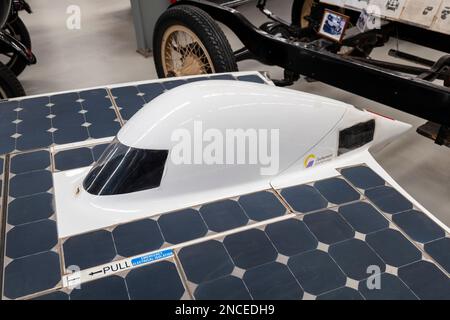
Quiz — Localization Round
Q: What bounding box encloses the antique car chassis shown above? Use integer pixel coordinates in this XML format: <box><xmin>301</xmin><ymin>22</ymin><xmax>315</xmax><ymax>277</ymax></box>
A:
<box><xmin>170</xmin><ymin>0</ymin><xmax>450</xmax><ymax>146</ymax></box>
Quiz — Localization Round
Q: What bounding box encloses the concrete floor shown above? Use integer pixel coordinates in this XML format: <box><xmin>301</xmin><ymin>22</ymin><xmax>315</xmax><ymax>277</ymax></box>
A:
<box><xmin>19</xmin><ymin>0</ymin><xmax>450</xmax><ymax>226</ymax></box>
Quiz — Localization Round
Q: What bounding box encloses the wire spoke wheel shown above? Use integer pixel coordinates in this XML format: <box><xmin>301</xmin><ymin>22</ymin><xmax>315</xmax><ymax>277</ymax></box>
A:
<box><xmin>300</xmin><ymin>0</ymin><xmax>314</xmax><ymax>28</ymax></box>
<box><xmin>153</xmin><ymin>5</ymin><xmax>237</xmax><ymax>79</ymax></box>
<box><xmin>161</xmin><ymin>25</ymin><xmax>214</xmax><ymax>77</ymax></box>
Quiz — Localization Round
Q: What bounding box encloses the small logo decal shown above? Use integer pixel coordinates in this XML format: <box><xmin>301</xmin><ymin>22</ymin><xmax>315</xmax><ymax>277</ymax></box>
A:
<box><xmin>304</xmin><ymin>154</ymin><xmax>316</xmax><ymax>168</ymax></box>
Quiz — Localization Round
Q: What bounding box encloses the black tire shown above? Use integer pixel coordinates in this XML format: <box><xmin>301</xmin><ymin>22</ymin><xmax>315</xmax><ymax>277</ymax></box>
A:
<box><xmin>153</xmin><ymin>5</ymin><xmax>237</xmax><ymax>78</ymax></box>
<box><xmin>291</xmin><ymin>0</ymin><xmax>312</xmax><ymax>28</ymax></box>
<box><xmin>1</xmin><ymin>17</ymin><xmax>31</xmax><ymax>76</ymax></box>
<box><xmin>0</xmin><ymin>61</ymin><xmax>26</xmax><ymax>99</ymax></box>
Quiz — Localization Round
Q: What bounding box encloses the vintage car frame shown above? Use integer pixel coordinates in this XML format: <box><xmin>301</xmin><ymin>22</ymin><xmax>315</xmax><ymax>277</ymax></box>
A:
<box><xmin>168</xmin><ymin>0</ymin><xmax>450</xmax><ymax>146</ymax></box>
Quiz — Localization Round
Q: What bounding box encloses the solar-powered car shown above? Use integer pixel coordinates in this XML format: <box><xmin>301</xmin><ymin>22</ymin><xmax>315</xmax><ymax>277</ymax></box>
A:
<box><xmin>54</xmin><ymin>80</ymin><xmax>411</xmax><ymax>237</ymax></box>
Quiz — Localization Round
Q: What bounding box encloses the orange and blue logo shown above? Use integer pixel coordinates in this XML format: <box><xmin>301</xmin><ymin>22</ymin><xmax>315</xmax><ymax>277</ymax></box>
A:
<box><xmin>304</xmin><ymin>154</ymin><xmax>316</xmax><ymax>168</ymax></box>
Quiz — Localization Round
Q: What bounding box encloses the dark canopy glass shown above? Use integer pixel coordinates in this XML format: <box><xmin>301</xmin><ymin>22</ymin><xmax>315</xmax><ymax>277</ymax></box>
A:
<box><xmin>83</xmin><ymin>138</ymin><xmax>168</xmax><ymax>196</ymax></box>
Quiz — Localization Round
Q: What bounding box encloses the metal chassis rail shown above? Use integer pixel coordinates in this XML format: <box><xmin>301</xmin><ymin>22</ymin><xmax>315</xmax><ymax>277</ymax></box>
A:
<box><xmin>171</xmin><ymin>0</ymin><xmax>450</xmax><ymax>128</ymax></box>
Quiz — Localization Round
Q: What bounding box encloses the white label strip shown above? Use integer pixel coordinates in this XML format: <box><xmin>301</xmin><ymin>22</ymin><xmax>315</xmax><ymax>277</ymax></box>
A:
<box><xmin>62</xmin><ymin>209</ymin><xmax>302</xmax><ymax>288</ymax></box>
<box><xmin>63</xmin><ymin>249</ymin><xmax>174</xmax><ymax>289</ymax></box>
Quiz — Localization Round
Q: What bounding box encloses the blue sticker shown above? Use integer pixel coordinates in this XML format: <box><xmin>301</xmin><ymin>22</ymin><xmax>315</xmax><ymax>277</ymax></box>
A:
<box><xmin>131</xmin><ymin>249</ymin><xmax>173</xmax><ymax>267</ymax></box>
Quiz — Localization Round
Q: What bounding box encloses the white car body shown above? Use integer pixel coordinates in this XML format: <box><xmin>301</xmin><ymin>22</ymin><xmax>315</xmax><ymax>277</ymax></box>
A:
<box><xmin>54</xmin><ymin>80</ymin><xmax>411</xmax><ymax>237</ymax></box>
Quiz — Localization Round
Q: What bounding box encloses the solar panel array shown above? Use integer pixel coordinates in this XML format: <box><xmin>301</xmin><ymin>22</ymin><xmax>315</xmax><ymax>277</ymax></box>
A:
<box><xmin>0</xmin><ymin>73</ymin><xmax>448</xmax><ymax>300</ymax></box>
<box><xmin>27</xmin><ymin>164</ymin><xmax>450</xmax><ymax>300</ymax></box>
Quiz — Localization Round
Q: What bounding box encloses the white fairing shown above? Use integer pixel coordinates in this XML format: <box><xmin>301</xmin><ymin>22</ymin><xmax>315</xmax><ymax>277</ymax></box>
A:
<box><xmin>55</xmin><ymin>81</ymin><xmax>411</xmax><ymax>236</ymax></box>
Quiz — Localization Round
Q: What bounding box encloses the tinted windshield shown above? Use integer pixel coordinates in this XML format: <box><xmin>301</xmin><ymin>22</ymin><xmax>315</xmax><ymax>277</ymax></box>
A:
<box><xmin>83</xmin><ymin>138</ymin><xmax>168</xmax><ymax>195</ymax></box>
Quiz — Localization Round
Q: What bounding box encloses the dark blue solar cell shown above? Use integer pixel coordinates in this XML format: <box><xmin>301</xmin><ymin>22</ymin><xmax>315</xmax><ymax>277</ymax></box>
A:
<box><xmin>0</xmin><ymin>122</ymin><xmax>16</xmax><ymax>137</ymax></box>
<box><xmin>17</xmin><ymin>122</ymin><xmax>50</xmax><ymax>136</ymax></box>
<box><xmin>80</xmin><ymin>89</ymin><xmax>112</xmax><ymax>111</ymax></box>
<box><xmin>314</xmin><ymin>177</ymin><xmax>360</xmax><ymax>205</ymax></box>
<box><xmin>54</xmin><ymin>147</ymin><xmax>94</xmax><ymax>171</ymax></box>
<box><xmin>0</xmin><ymin>137</ymin><xmax>15</xmax><ymax>154</ymax></box>
<box><xmin>238</xmin><ymin>191</ymin><xmax>286</xmax><ymax>221</ymax></box>
<box><xmin>398</xmin><ymin>260</ymin><xmax>450</xmax><ymax>300</ymax></box>
<box><xmin>365</xmin><ymin>186</ymin><xmax>412</xmax><ymax>214</ymax></box>
<box><xmin>16</xmin><ymin>132</ymin><xmax>53</xmax><ymax>151</ymax></box>
<box><xmin>199</xmin><ymin>199</ymin><xmax>248</xmax><ymax>232</ymax></box>
<box><xmin>330</xmin><ymin>239</ymin><xmax>385</xmax><ymax>281</ymax></box>
<box><xmin>92</xmin><ymin>143</ymin><xmax>109</xmax><ymax>161</ymax></box>
<box><xmin>0</xmin><ymin>100</ymin><xmax>19</xmax><ymax>112</ymax></box>
<box><xmin>162</xmin><ymin>79</ymin><xmax>187</xmax><ymax>90</ymax></box>
<box><xmin>7</xmin><ymin>192</ymin><xmax>54</xmax><ymax>226</ymax></box>
<box><xmin>0</xmin><ymin>111</ymin><xmax>16</xmax><ymax>125</ymax></box>
<box><xmin>111</xmin><ymin>85</ymin><xmax>138</xmax><ymax>97</ymax></box>
<box><xmin>21</xmin><ymin>96</ymin><xmax>48</xmax><ymax>109</ymax></box>
<box><xmin>425</xmin><ymin>238</ymin><xmax>450</xmax><ymax>273</ymax></box>
<box><xmin>137</xmin><ymin>83</ymin><xmax>165</xmax><ymax>102</ymax></box>
<box><xmin>70</xmin><ymin>276</ymin><xmax>128</xmax><ymax>300</ymax></box>
<box><xmin>208</xmin><ymin>74</ymin><xmax>235</xmax><ymax>80</ymax></box>
<box><xmin>6</xmin><ymin>220</ymin><xmax>58</xmax><ymax>259</ymax></box>
<box><xmin>51</xmin><ymin>104</ymin><xmax>81</xmax><ymax>117</ymax></box>
<box><xmin>158</xmin><ymin>209</ymin><xmax>208</xmax><ymax>244</ymax></box>
<box><xmin>10</xmin><ymin>150</ymin><xmax>50</xmax><ymax>174</ymax></box>
<box><xmin>265</xmin><ymin>219</ymin><xmax>317</xmax><ymax>256</ymax></box>
<box><xmin>88</xmin><ymin>122</ymin><xmax>120</xmax><ymax>139</ymax></box>
<box><xmin>303</xmin><ymin>210</ymin><xmax>354</xmax><ymax>245</ymax></box>
<box><xmin>83</xmin><ymin>107</ymin><xmax>115</xmax><ymax>122</ymax></box>
<box><xmin>17</xmin><ymin>121</ymin><xmax>50</xmax><ymax>136</ymax></box>
<box><xmin>50</xmin><ymin>92</ymin><xmax>79</xmax><ymax>105</ymax></box>
<box><xmin>244</xmin><ymin>262</ymin><xmax>303</xmax><ymax>300</ymax></box>
<box><xmin>51</xmin><ymin>112</ymin><xmax>83</xmax><ymax>125</ymax></box>
<box><xmin>113</xmin><ymin>219</ymin><xmax>164</xmax><ymax>257</ymax></box>
<box><xmin>223</xmin><ymin>229</ymin><xmax>277</xmax><ymax>269</ymax></box>
<box><xmin>0</xmin><ymin>157</ymin><xmax>3</xmax><ymax>174</ymax></box>
<box><xmin>194</xmin><ymin>275</ymin><xmax>251</xmax><ymax>300</ymax></box>
<box><xmin>126</xmin><ymin>261</ymin><xmax>185</xmax><ymax>300</ymax></box>
<box><xmin>393</xmin><ymin>210</ymin><xmax>445</xmax><ymax>243</ymax></box>
<box><xmin>341</xmin><ymin>166</ymin><xmax>385</xmax><ymax>190</ymax></box>
<box><xmin>280</xmin><ymin>185</ymin><xmax>328</xmax><ymax>213</ymax></box>
<box><xmin>358</xmin><ymin>273</ymin><xmax>417</xmax><ymax>300</ymax></box>
<box><xmin>114</xmin><ymin>94</ymin><xmax>144</xmax><ymax>120</ymax></box>
<box><xmin>338</xmin><ymin>202</ymin><xmax>388</xmax><ymax>234</ymax></box>
<box><xmin>366</xmin><ymin>229</ymin><xmax>421</xmax><ymax>267</ymax></box>
<box><xmin>317</xmin><ymin>287</ymin><xmax>363</xmax><ymax>300</ymax></box>
<box><xmin>50</xmin><ymin>107</ymin><xmax>78</xmax><ymax>121</ymax></box>
<box><xmin>288</xmin><ymin>250</ymin><xmax>346</xmax><ymax>295</ymax></box>
<box><xmin>33</xmin><ymin>291</ymin><xmax>70</xmax><ymax>300</ymax></box>
<box><xmin>0</xmin><ymin>100</ymin><xmax>15</xmax><ymax>114</ymax></box>
<box><xmin>3</xmin><ymin>251</ymin><xmax>61</xmax><ymax>299</ymax></box>
<box><xmin>9</xmin><ymin>170</ymin><xmax>52</xmax><ymax>198</ymax></box>
<box><xmin>237</xmin><ymin>75</ymin><xmax>266</xmax><ymax>84</ymax></box>
<box><xmin>63</xmin><ymin>229</ymin><xmax>116</xmax><ymax>270</ymax></box>
<box><xmin>53</xmin><ymin>126</ymin><xmax>89</xmax><ymax>145</ymax></box>
<box><xmin>19</xmin><ymin>107</ymin><xmax>49</xmax><ymax>121</ymax></box>
<box><xmin>79</xmin><ymin>88</ymin><xmax>109</xmax><ymax>99</ymax></box>
<box><xmin>179</xmin><ymin>240</ymin><xmax>234</xmax><ymax>284</ymax></box>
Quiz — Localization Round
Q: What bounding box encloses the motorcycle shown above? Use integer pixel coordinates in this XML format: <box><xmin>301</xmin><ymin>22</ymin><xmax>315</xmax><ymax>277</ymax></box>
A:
<box><xmin>0</xmin><ymin>0</ymin><xmax>36</xmax><ymax>76</ymax></box>
<box><xmin>0</xmin><ymin>0</ymin><xmax>26</xmax><ymax>98</ymax></box>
